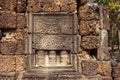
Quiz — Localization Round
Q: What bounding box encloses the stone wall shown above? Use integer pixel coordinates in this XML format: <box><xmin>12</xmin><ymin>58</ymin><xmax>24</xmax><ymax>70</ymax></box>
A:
<box><xmin>0</xmin><ymin>0</ymin><xmax>117</xmax><ymax>80</ymax></box>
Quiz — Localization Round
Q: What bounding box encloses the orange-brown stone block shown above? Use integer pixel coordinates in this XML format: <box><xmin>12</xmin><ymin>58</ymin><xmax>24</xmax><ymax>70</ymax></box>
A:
<box><xmin>27</xmin><ymin>0</ymin><xmax>76</xmax><ymax>12</ymax></box>
<box><xmin>113</xmin><ymin>63</ymin><xmax>120</xmax><ymax>78</ymax></box>
<box><xmin>1</xmin><ymin>41</ymin><xmax>17</xmax><ymax>55</ymax></box>
<box><xmin>17</xmin><ymin>13</ymin><xmax>26</xmax><ymax>29</ymax></box>
<box><xmin>15</xmin><ymin>55</ymin><xmax>26</xmax><ymax>71</ymax></box>
<box><xmin>16</xmin><ymin>40</ymin><xmax>25</xmax><ymax>54</ymax></box>
<box><xmin>79</xmin><ymin>0</ymin><xmax>87</xmax><ymax>6</ymax></box>
<box><xmin>79</xmin><ymin>20</ymin><xmax>100</xmax><ymax>35</ymax></box>
<box><xmin>0</xmin><ymin>11</ymin><xmax>17</xmax><ymax>29</ymax></box>
<box><xmin>17</xmin><ymin>0</ymin><xmax>26</xmax><ymax>13</ymax></box>
<box><xmin>0</xmin><ymin>55</ymin><xmax>16</xmax><ymax>72</ymax></box>
<box><xmin>81</xmin><ymin>60</ymin><xmax>98</xmax><ymax>76</ymax></box>
<box><xmin>81</xmin><ymin>36</ymin><xmax>99</xmax><ymax>49</ymax></box>
<box><xmin>101</xmin><ymin>77</ymin><xmax>112</xmax><ymax>80</ymax></box>
<box><xmin>78</xmin><ymin>5</ymin><xmax>100</xmax><ymax>20</ymax></box>
<box><xmin>97</xmin><ymin>61</ymin><xmax>111</xmax><ymax>76</ymax></box>
<box><xmin>0</xmin><ymin>0</ymin><xmax>16</xmax><ymax>11</ymax></box>
<box><xmin>114</xmin><ymin>78</ymin><xmax>120</xmax><ymax>80</ymax></box>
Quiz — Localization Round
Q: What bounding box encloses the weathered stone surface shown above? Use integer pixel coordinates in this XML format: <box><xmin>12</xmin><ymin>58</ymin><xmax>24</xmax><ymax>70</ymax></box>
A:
<box><xmin>14</xmin><ymin>31</ymin><xmax>25</xmax><ymax>41</ymax></box>
<box><xmin>0</xmin><ymin>11</ymin><xmax>17</xmax><ymax>29</ymax></box>
<box><xmin>79</xmin><ymin>76</ymin><xmax>102</xmax><ymax>80</ymax></box>
<box><xmin>81</xmin><ymin>60</ymin><xmax>98</xmax><ymax>76</ymax></box>
<box><xmin>17</xmin><ymin>13</ymin><xmax>26</xmax><ymax>29</ymax></box>
<box><xmin>115</xmin><ymin>78</ymin><xmax>120</xmax><ymax>80</ymax></box>
<box><xmin>110</xmin><ymin>51</ymin><xmax>120</xmax><ymax>62</ymax></box>
<box><xmin>23</xmin><ymin>72</ymin><xmax>81</xmax><ymax>80</ymax></box>
<box><xmin>0</xmin><ymin>0</ymin><xmax>16</xmax><ymax>11</ymax></box>
<box><xmin>79</xmin><ymin>50</ymin><xmax>92</xmax><ymax>60</ymax></box>
<box><xmin>17</xmin><ymin>0</ymin><xmax>26</xmax><ymax>13</ymax></box>
<box><xmin>0</xmin><ymin>72</ymin><xmax>15</xmax><ymax>80</ymax></box>
<box><xmin>15</xmin><ymin>55</ymin><xmax>26</xmax><ymax>71</ymax></box>
<box><xmin>101</xmin><ymin>77</ymin><xmax>112</xmax><ymax>80</ymax></box>
<box><xmin>0</xmin><ymin>30</ymin><xmax>2</xmax><ymax>39</ymax></box>
<box><xmin>78</xmin><ymin>5</ymin><xmax>100</xmax><ymax>20</ymax></box>
<box><xmin>97</xmin><ymin>61</ymin><xmax>111</xmax><ymax>76</ymax></box>
<box><xmin>23</xmin><ymin>72</ymin><xmax>48</xmax><ymax>80</ymax></box>
<box><xmin>100</xmin><ymin>6</ymin><xmax>110</xmax><ymax>30</ymax></box>
<box><xmin>79</xmin><ymin>0</ymin><xmax>87</xmax><ymax>6</ymax></box>
<box><xmin>1</xmin><ymin>41</ymin><xmax>17</xmax><ymax>55</ymax></box>
<box><xmin>79</xmin><ymin>20</ymin><xmax>100</xmax><ymax>35</ymax></box>
<box><xmin>111</xmin><ymin>60</ymin><xmax>118</xmax><ymax>67</ymax></box>
<box><xmin>113</xmin><ymin>63</ymin><xmax>120</xmax><ymax>78</ymax></box>
<box><xmin>81</xmin><ymin>36</ymin><xmax>99</xmax><ymax>49</ymax></box>
<box><xmin>87</xmin><ymin>76</ymin><xmax>102</xmax><ymax>80</ymax></box>
<box><xmin>97</xmin><ymin>30</ymin><xmax>110</xmax><ymax>61</ymax></box>
<box><xmin>58</xmin><ymin>0</ymin><xmax>76</xmax><ymax>12</ymax></box>
<box><xmin>16</xmin><ymin>40</ymin><xmax>25</xmax><ymax>54</ymax></box>
<box><xmin>0</xmin><ymin>55</ymin><xmax>16</xmax><ymax>72</ymax></box>
<box><xmin>27</xmin><ymin>0</ymin><xmax>76</xmax><ymax>12</ymax></box>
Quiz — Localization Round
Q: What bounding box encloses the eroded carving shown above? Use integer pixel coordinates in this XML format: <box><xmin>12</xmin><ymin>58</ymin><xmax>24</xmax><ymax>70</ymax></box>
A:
<box><xmin>33</xmin><ymin>14</ymin><xmax>74</xmax><ymax>34</ymax></box>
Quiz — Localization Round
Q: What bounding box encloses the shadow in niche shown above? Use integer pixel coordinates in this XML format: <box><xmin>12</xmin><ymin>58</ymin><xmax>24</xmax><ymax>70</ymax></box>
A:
<box><xmin>88</xmin><ymin>49</ymin><xmax>98</xmax><ymax>59</ymax></box>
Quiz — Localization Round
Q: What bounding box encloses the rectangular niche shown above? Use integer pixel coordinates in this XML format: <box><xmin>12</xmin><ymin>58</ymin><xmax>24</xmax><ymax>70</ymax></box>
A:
<box><xmin>35</xmin><ymin>50</ymin><xmax>72</xmax><ymax>67</ymax></box>
<box><xmin>27</xmin><ymin>12</ymin><xmax>78</xmax><ymax>71</ymax></box>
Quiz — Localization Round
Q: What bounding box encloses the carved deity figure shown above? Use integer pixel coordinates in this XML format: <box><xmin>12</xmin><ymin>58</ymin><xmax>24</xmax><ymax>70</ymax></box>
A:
<box><xmin>35</xmin><ymin>50</ymin><xmax>45</xmax><ymax>67</ymax></box>
<box><xmin>60</xmin><ymin>51</ymin><xmax>69</xmax><ymax>66</ymax></box>
<box><xmin>49</xmin><ymin>51</ymin><xmax>57</xmax><ymax>66</ymax></box>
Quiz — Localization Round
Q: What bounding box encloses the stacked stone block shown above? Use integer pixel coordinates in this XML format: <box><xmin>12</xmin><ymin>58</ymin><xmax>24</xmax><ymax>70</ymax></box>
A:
<box><xmin>0</xmin><ymin>0</ymin><xmax>115</xmax><ymax>80</ymax></box>
<box><xmin>112</xmin><ymin>62</ymin><xmax>120</xmax><ymax>80</ymax></box>
<box><xmin>78</xmin><ymin>0</ymin><xmax>112</xmax><ymax>80</ymax></box>
<box><xmin>0</xmin><ymin>0</ymin><xmax>27</xmax><ymax>73</ymax></box>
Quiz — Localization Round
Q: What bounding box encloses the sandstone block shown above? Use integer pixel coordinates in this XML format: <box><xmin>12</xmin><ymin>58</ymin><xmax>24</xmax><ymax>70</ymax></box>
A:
<box><xmin>81</xmin><ymin>60</ymin><xmax>98</xmax><ymax>76</ymax></box>
<box><xmin>15</xmin><ymin>55</ymin><xmax>26</xmax><ymax>71</ymax></box>
<box><xmin>0</xmin><ymin>0</ymin><xmax>16</xmax><ymax>11</ymax></box>
<box><xmin>79</xmin><ymin>0</ymin><xmax>87</xmax><ymax>6</ymax></box>
<box><xmin>113</xmin><ymin>63</ymin><xmax>120</xmax><ymax>78</ymax></box>
<box><xmin>17</xmin><ymin>0</ymin><xmax>26</xmax><ymax>13</ymax></box>
<box><xmin>79</xmin><ymin>20</ymin><xmax>100</xmax><ymax>35</ymax></box>
<box><xmin>17</xmin><ymin>13</ymin><xmax>26</xmax><ymax>29</ymax></box>
<box><xmin>97</xmin><ymin>30</ymin><xmax>110</xmax><ymax>61</ymax></box>
<box><xmin>0</xmin><ymin>55</ymin><xmax>16</xmax><ymax>72</ymax></box>
<box><xmin>101</xmin><ymin>77</ymin><xmax>112</xmax><ymax>80</ymax></box>
<box><xmin>81</xmin><ymin>36</ymin><xmax>99</xmax><ymax>49</ymax></box>
<box><xmin>115</xmin><ymin>78</ymin><xmax>120</xmax><ymax>80</ymax></box>
<box><xmin>0</xmin><ymin>30</ymin><xmax>2</xmax><ymax>39</ymax></box>
<box><xmin>0</xmin><ymin>72</ymin><xmax>15</xmax><ymax>80</ymax></box>
<box><xmin>0</xmin><ymin>11</ymin><xmax>17</xmax><ymax>29</ymax></box>
<box><xmin>27</xmin><ymin>0</ymin><xmax>76</xmax><ymax>12</ymax></box>
<box><xmin>87</xmin><ymin>76</ymin><xmax>102</xmax><ymax>80</ymax></box>
<box><xmin>16</xmin><ymin>40</ymin><xmax>25</xmax><ymax>54</ymax></box>
<box><xmin>58</xmin><ymin>0</ymin><xmax>76</xmax><ymax>12</ymax></box>
<box><xmin>80</xmin><ymin>76</ymin><xmax>102</xmax><ymax>80</ymax></box>
<box><xmin>111</xmin><ymin>60</ymin><xmax>118</xmax><ymax>67</ymax></box>
<box><xmin>97</xmin><ymin>61</ymin><xmax>111</xmax><ymax>76</ymax></box>
<box><xmin>78</xmin><ymin>5</ymin><xmax>100</xmax><ymax>20</ymax></box>
<box><xmin>1</xmin><ymin>41</ymin><xmax>17</xmax><ymax>55</ymax></box>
